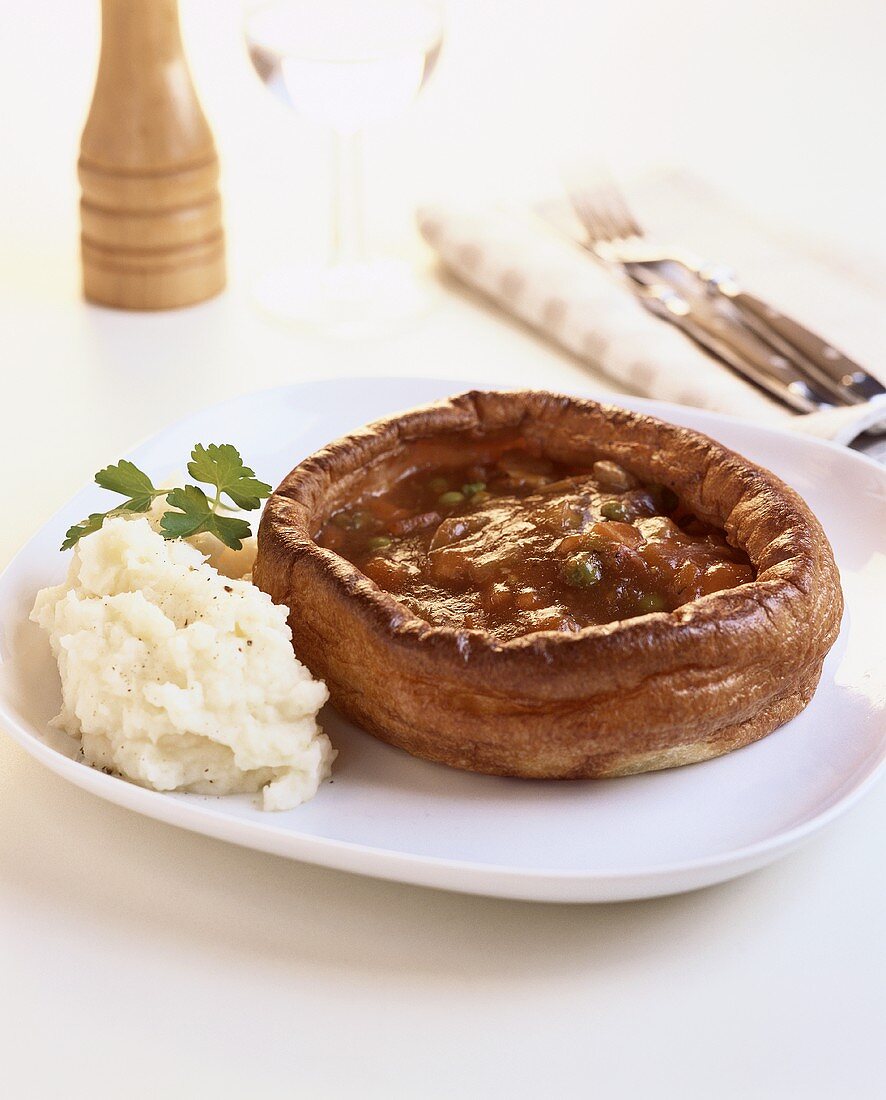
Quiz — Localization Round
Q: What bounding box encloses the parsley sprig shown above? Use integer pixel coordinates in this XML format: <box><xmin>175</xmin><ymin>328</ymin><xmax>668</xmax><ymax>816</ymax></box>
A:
<box><xmin>62</xmin><ymin>444</ymin><xmax>272</xmax><ymax>552</ymax></box>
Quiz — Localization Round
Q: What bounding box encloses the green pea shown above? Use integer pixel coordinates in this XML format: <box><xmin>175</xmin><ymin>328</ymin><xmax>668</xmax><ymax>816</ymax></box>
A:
<box><xmin>562</xmin><ymin>551</ymin><xmax>603</xmax><ymax>587</ymax></box>
<box><xmin>637</xmin><ymin>592</ymin><xmax>666</xmax><ymax>613</ymax></box>
<box><xmin>333</xmin><ymin>509</ymin><xmax>372</xmax><ymax>530</ymax></box>
<box><xmin>428</xmin><ymin>477</ymin><xmax>449</xmax><ymax>495</ymax></box>
<box><xmin>600</xmin><ymin>499</ymin><xmax>633</xmax><ymax>522</ymax></box>
<box><xmin>462</xmin><ymin>481</ymin><xmax>487</xmax><ymax>497</ymax></box>
<box><xmin>438</xmin><ymin>491</ymin><xmax>466</xmax><ymax>507</ymax></box>
<box><xmin>367</xmin><ymin>535</ymin><xmax>392</xmax><ymax>551</ymax></box>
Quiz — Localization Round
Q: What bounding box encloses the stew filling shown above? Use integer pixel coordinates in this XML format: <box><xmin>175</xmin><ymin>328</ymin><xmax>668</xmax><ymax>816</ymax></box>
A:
<box><xmin>316</xmin><ymin>443</ymin><xmax>754</xmax><ymax>640</ymax></box>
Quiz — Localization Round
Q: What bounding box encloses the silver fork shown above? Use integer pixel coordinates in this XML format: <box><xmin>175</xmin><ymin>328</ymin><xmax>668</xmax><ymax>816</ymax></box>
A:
<box><xmin>566</xmin><ymin>175</ymin><xmax>885</xmax><ymax>408</ymax></box>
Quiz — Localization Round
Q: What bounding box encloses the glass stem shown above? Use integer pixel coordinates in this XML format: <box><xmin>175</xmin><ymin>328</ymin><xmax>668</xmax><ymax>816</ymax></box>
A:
<box><xmin>330</xmin><ymin>129</ymin><xmax>365</xmax><ymax>269</ymax></box>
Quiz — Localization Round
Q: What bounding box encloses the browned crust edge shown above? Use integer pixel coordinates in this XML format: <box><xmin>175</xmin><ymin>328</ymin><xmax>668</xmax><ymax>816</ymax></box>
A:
<box><xmin>254</xmin><ymin>389</ymin><xmax>843</xmax><ymax>778</ymax></box>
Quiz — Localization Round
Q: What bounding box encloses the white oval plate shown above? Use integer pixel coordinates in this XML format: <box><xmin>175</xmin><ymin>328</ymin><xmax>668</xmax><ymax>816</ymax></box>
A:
<box><xmin>1</xmin><ymin>376</ymin><xmax>884</xmax><ymax>902</ymax></box>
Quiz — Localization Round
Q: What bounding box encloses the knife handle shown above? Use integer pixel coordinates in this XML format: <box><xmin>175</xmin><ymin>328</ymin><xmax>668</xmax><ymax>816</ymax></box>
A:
<box><xmin>639</xmin><ymin>288</ymin><xmax>838</xmax><ymax>414</ymax></box>
<box><xmin>717</xmin><ymin>287</ymin><xmax>885</xmax><ymax>404</ymax></box>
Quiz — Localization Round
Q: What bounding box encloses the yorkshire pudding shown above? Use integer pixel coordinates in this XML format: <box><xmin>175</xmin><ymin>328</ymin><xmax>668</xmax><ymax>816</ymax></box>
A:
<box><xmin>254</xmin><ymin>390</ymin><xmax>842</xmax><ymax>778</ymax></box>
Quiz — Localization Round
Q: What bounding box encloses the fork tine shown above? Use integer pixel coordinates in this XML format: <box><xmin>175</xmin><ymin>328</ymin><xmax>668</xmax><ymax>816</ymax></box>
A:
<box><xmin>568</xmin><ymin>186</ymin><xmax>611</xmax><ymax>244</ymax></box>
<box><xmin>602</xmin><ymin>183</ymin><xmax>643</xmax><ymax>240</ymax></box>
<box><xmin>565</xmin><ymin>168</ymin><xmax>644</xmax><ymax>245</ymax></box>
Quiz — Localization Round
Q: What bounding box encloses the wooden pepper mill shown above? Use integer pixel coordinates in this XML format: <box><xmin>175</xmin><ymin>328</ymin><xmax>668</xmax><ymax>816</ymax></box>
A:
<box><xmin>79</xmin><ymin>0</ymin><xmax>226</xmax><ymax>310</ymax></box>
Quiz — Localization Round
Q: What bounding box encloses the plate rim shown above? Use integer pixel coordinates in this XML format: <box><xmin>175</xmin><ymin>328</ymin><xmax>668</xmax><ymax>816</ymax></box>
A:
<box><xmin>2</xmin><ymin>375</ymin><xmax>884</xmax><ymax>899</ymax></box>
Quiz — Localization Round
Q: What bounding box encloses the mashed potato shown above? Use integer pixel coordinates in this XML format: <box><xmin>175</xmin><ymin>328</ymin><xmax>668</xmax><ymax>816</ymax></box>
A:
<box><xmin>31</xmin><ymin>517</ymin><xmax>334</xmax><ymax>810</ymax></box>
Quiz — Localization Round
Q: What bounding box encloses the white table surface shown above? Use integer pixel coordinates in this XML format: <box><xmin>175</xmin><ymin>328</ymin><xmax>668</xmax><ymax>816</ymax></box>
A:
<box><xmin>3</xmin><ymin>2</ymin><xmax>885</xmax><ymax>1097</ymax></box>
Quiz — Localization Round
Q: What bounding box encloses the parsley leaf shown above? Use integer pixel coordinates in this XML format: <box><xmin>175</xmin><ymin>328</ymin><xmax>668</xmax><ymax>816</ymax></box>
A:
<box><xmin>62</xmin><ymin>443</ymin><xmax>270</xmax><ymax>551</ymax></box>
<box><xmin>160</xmin><ymin>485</ymin><xmax>253</xmax><ymax>549</ymax></box>
<box><xmin>187</xmin><ymin>444</ymin><xmax>272</xmax><ymax>511</ymax></box>
<box><xmin>209</xmin><ymin>513</ymin><xmax>254</xmax><ymax>549</ymax></box>
<box><xmin>158</xmin><ymin>485</ymin><xmax>212</xmax><ymax>539</ymax></box>
<box><xmin>61</xmin><ymin>513</ymin><xmax>109</xmax><ymax>552</ymax></box>
<box><xmin>94</xmin><ymin>460</ymin><xmax>157</xmax><ymax>512</ymax></box>
<box><xmin>61</xmin><ymin>459</ymin><xmax>163</xmax><ymax>550</ymax></box>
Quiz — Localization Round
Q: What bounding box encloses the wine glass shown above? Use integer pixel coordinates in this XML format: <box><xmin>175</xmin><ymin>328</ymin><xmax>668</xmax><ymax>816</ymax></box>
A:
<box><xmin>244</xmin><ymin>0</ymin><xmax>444</xmax><ymax>336</ymax></box>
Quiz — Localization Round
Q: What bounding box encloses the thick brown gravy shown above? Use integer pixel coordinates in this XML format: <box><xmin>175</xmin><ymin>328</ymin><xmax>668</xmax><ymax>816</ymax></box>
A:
<box><xmin>316</xmin><ymin>440</ymin><xmax>754</xmax><ymax>640</ymax></box>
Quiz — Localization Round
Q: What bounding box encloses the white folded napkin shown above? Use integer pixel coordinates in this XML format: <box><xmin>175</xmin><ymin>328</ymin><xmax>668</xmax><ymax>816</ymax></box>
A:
<box><xmin>417</xmin><ymin>178</ymin><xmax>886</xmax><ymax>451</ymax></box>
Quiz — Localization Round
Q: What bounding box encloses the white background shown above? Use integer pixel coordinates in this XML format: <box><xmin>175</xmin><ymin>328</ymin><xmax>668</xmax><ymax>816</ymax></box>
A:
<box><xmin>2</xmin><ymin>2</ymin><xmax>885</xmax><ymax>1097</ymax></box>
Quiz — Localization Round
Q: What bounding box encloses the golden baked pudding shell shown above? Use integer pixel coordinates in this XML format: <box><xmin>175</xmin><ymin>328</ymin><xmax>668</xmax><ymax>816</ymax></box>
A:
<box><xmin>254</xmin><ymin>390</ymin><xmax>843</xmax><ymax>779</ymax></box>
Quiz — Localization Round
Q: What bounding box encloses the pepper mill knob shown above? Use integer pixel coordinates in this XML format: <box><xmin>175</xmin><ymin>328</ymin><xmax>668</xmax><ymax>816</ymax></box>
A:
<box><xmin>79</xmin><ymin>0</ymin><xmax>226</xmax><ymax>310</ymax></box>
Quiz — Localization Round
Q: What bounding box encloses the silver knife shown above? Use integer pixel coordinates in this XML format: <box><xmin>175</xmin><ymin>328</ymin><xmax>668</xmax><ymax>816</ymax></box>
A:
<box><xmin>696</xmin><ymin>266</ymin><xmax>885</xmax><ymax>404</ymax></box>
<box><xmin>631</xmin><ymin>275</ymin><xmax>839</xmax><ymax>414</ymax></box>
